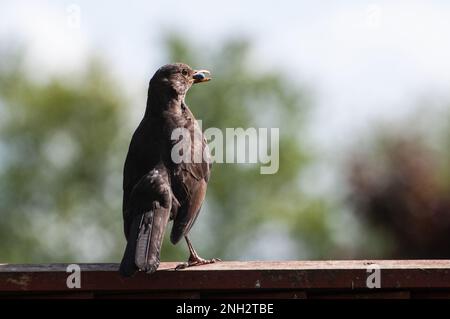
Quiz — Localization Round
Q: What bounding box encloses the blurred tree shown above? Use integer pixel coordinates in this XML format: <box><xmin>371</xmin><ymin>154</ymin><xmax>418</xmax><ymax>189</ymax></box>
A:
<box><xmin>348</xmin><ymin>122</ymin><xmax>450</xmax><ymax>258</ymax></box>
<box><xmin>160</xmin><ymin>35</ymin><xmax>334</xmax><ymax>261</ymax></box>
<box><xmin>0</xmin><ymin>36</ymin><xmax>336</xmax><ymax>263</ymax></box>
<box><xmin>0</xmin><ymin>48</ymin><xmax>127</xmax><ymax>262</ymax></box>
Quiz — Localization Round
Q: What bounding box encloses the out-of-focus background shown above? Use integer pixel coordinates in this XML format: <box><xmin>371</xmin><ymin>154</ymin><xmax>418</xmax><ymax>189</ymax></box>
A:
<box><xmin>0</xmin><ymin>1</ymin><xmax>449</xmax><ymax>263</ymax></box>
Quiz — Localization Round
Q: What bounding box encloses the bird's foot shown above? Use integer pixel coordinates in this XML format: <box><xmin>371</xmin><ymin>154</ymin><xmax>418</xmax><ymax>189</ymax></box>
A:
<box><xmin>175</xmin><ymin>257</ymin><xmax>221</xmax><ymax>270</ymax></box>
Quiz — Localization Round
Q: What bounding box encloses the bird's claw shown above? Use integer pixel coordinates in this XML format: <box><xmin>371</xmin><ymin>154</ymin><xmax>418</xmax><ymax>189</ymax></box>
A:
<box><xmin>175</xmin><ymin>262</ymin><xmax>189</xmax><ymax>270</ymax></box>
<box><xmin>175</xmin><ymin>257</ymin><xmax>221</xmax><ymax>270</ymax></box>
<box><xmin>209</xmin><ymin>258</ymin><xmax>221</xmax><ymax>263</ymax></box>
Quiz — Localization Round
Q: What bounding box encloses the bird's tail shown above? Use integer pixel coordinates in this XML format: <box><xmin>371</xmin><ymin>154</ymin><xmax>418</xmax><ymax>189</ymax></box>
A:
<box><xmin>119</xmin><ymin>202</ymin><xmax>170</xmax><ymax>277</ymax></box>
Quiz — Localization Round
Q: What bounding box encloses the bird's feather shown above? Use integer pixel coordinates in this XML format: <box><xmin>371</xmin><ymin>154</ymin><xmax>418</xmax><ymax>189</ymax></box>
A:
<box><xmin>135</xmin><ymin>201</ymin><xmax>170</xmax><ymax>273</ymax></box>
<box><xmin>120</xmin><ymin>63</ymin><xmax>212</xmax><ymax>276</ymax></box>
<box><xmin>170</xmin><ymin>117</ymin><xmax>210</xmax><ymax>244</ymax></box>
<box><xmin>120</xmin><ymin>167</ymin><xmax>171</xmax><ymax>276</ymax></box>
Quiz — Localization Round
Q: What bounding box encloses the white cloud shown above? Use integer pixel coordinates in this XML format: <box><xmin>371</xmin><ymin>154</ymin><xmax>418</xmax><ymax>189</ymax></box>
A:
<box><xmin>0</xmin><ymin>1</ymin><xmax>89</xmax><ymax>79</ymax></box>
<box><xmin>1</xmin><ymin>1</ymin><xmax>449</xmax><ymax>147</ymax></box>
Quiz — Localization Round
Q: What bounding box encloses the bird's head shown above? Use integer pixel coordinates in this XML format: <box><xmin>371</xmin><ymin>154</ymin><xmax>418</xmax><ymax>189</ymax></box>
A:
<box><xmin>149</xmin><ymin>63</ymin><xmax>211</xmax><ymax>98</ymax></box>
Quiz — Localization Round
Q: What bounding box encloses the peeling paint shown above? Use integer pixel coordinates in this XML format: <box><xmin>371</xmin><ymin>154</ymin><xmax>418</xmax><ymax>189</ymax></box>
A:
<box><xmin>6</xmin><ymin>275</ymin><xmax>31</xmax><ymax>290</ymax></box>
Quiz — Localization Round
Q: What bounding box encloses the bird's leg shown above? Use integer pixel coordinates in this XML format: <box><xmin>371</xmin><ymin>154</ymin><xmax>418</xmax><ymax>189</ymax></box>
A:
<box><xmin>175</xmin><ymin>236</ymin><xmax>221</xmax><ymax>270</ymax></box>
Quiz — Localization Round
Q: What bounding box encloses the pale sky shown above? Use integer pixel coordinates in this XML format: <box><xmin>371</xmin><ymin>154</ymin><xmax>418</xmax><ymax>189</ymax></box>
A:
<box><xmin>1</xmin><ymin>0</ymin><xmax>449</xmax><ymax>194</ymax></box>
<box><xmin>1</xmin><ymin>0</ymin><xmax>449</xmax><ymax>260</ymax></box>
<box><xmin>2</xmin><ymin>1</ymin><xmax>449</xmax><ymax>145</ymax></box>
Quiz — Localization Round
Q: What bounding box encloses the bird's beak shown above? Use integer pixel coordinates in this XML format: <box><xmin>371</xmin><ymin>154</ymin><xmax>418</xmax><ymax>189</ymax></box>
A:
<box><xmin>192</xmin><ymin>70</ymin><xmax>211</xmax><ymax>84</ymax></box>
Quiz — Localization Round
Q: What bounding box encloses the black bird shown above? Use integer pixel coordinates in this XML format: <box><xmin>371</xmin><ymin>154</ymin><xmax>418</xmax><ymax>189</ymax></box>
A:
<box><xmin>119</xmin><ymin>63</ymin><xmax>219</xmax><ymax>277</ymax></box>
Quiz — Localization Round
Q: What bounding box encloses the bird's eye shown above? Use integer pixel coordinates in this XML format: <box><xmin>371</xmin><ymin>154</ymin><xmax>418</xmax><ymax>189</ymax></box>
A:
<box><xmin>181</xmin><ymin>69</ymin><xmax>188</xmax><ymax>76</ymax></box>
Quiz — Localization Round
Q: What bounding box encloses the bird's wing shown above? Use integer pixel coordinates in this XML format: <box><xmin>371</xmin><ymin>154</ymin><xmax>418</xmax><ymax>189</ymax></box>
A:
<box><xmin>120</xmin><ymin>166</ymin><xmax>172</xmax><ymax>276</ymax></box>
<box><xmin>170</xmin><ymin>134</ymin><xmax>210</xmax><ymax>244</ymax></box>
<box><xmin>122</xmin><ymin>121</ymin><xmax>159</xmax><ymax>239</ymax></box>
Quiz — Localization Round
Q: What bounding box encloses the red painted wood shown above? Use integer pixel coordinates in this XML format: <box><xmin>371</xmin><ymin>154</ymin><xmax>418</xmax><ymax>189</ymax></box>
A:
<box><xmin>1</xmin><ymin>260</ymin><xmax>450</xmax><ymax>298</ymax></box>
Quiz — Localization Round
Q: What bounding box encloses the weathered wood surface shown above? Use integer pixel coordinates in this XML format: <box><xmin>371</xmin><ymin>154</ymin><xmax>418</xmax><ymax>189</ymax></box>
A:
<box><xmin>1</xmin><ymin>260</ymin><xmax>450</xmax><ymax>298</ymax></box>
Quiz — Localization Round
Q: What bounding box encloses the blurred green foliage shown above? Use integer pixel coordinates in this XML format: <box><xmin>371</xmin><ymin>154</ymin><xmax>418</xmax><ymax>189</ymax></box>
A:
<box><xmin>161</xmin><ymin>35</ymin><xmax>333</xmax><ymax>261</ymax></box>
<box><xmin>0</xmin><ymin>37</ymin><xmax>336</xmax><ymax>263</ymax></box>
<box><xmin>0</xmin><ymin>36</ymin><xmax>448</xmax><ymax>263</ymax></box>
<box><xmin>0</xmin><ymin>50</ymin><xmax>127</xmax><ymax>262</ymax></box>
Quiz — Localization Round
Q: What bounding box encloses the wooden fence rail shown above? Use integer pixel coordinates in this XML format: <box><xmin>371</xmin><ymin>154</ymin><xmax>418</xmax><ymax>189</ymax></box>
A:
<box><xmin>1</xmin><ymin>260</ymin><xmax>450</xmax><ymax>299</ymax></box>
